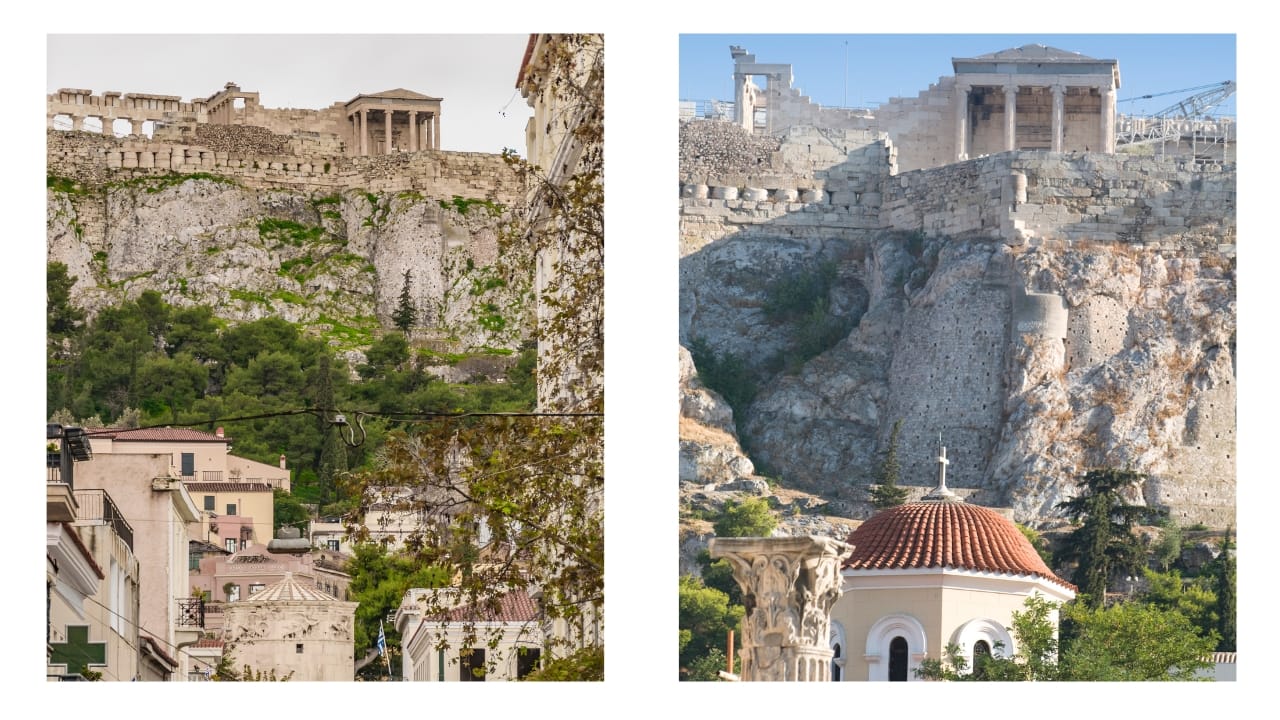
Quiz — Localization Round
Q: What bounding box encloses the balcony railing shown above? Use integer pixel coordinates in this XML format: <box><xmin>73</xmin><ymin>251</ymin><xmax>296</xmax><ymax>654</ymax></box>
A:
<box><xmin>201</xmin><ymin>471</ymin><xmax>223</xmax><ymax>482</ymax></box>
<box><xmin>72</xmin><ymin>489</ymin><xmax>134</xmax><ymax>552</ymax></box>
<box><xmin>176</xmin><ymin>597</ymin><xmax>205</xmax><ymax>629</ymax></box>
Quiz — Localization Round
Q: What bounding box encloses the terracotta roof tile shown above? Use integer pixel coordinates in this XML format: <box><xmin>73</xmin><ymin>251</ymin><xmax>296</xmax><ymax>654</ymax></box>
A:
<box><xmin>91</xmin><ymin>427</ymin><xmax>229</xmax><ymax>442</ymax></box>
<box><xmin>446</xmin><ymin>589</ymin><xmax>539</xmax><ymax>623</ymax></box>
<box><xmin>843</xmin><ymin>501</ymin><xmax>1075</xmax><ymax>591</ymax></box>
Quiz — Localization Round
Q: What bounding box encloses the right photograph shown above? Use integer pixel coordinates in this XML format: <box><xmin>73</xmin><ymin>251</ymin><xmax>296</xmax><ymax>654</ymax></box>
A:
<box><xmin>677</xmin><ymin>34</ymin><xmax>1236</xmax><ymax>682</ymax></box>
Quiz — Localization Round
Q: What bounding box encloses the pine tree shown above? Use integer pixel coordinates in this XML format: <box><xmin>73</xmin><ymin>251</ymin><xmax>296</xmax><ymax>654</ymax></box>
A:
<box><xmin>1054</xmin><ymin>468</ymin><xmax>1147</xmax><ymax>608</ymax></box>
<box><xmin>392</xmin><ymin>269</ymin><xmax>417</xmax><ymax>333</ymax></box>
<box><xmin>870</xmin><ymin>419</ymin><xmax>909</xmax><ymax>509</ymax></box>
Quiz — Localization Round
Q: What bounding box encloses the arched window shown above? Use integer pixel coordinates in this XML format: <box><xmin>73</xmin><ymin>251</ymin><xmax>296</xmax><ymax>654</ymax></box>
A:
<box><xmin>973</xmin><ymin>639</ymin><xmax>991</xmax><ymax>679</ymax></box>
<box><xmin>865</xmin><ymin>614</ymin><xmax>927</xmax><ymax>681</ymax></box>
<box><xmin>951</xmin><ymin>617</ymin><xmax>1015</xmax><ymax>676</ymax></box>
<box><xmin>829</xmin><ymin>620</ymin><xmax>846</xmax><ymax>682</ymax></box>
<box><xmin>889</xmin><ymin>637</ymin><xmax>909</xmax><ymax>681</ymax></box>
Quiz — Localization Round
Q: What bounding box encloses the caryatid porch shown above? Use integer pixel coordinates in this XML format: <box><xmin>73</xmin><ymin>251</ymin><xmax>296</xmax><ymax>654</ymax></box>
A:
<box><xmin>345</xmin><ymin>89</ymin><xmax>442</xmax><ymax>156</ymax></box>
<box><xmin>952</xmin><ymin>45</ymin><xmax>1120</xmax><ymax>161</ymax></box>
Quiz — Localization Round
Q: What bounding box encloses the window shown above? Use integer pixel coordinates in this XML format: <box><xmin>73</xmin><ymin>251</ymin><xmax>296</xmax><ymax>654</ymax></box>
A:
<box><xmin>459</xmin><ymin>649</ymin><xmax>485</xmax><ymax>681</ymax></box>
<box><xmin>181</xmin><ymin>453</ymin><xmax>195</xmax><ymax>478</ymax></box>
<box><xmin>516</xmin><ymin>647</ymin><xmax>541</xmax><ymax>679</ymax></box>
<box><xmin>227</xmin><ymin>584</ymin><xmax>240</xmax><ymax>602</ymax></box>
<box><xmin>327</xmin><ymin>540</ymin><xmax>341</xmax><ymax>552</ymax></box>
<box><xmin>225</xmin><ymin>538</ymin><xmax>237</xmax><ymax>554</ymax></box>
<box><xmin>203</xmin><ymin>495</ymin><xmax>215</xmax><ymax>511</ymax></box>
<box><xmin>831</xmin><ymin>643</ymin><xmax>842</xmax><ymax>682</ymax></box>
<box><xmin>973</xmin><ymin>640</ymin><xmax>992</xmax><ymax>679</ymax></box>
<box><xmin>889</xmin><ymin>637</ymin><xmax>909</xmax><ymax>681</ymax></box>
<box><xmin>249</xmin><ymin>583</ymin><xmax>265</xmax><ymax>596</ymax></box>
<box><xmin>296</xmin><ymin>643</ymin><xmax>304</xmax><ymax>654</ymax></box>
<box><xmin>226</xmin><ymin>504</ymin><xmax>237</xmax><ymax>516</ymax></box>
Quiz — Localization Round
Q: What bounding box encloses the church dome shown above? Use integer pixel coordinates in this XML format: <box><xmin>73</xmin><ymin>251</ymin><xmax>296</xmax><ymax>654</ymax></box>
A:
<box><xmin>843</xmin><ymin>445</ymin><xmax>1074</xmax><ymax>590</ymax></box>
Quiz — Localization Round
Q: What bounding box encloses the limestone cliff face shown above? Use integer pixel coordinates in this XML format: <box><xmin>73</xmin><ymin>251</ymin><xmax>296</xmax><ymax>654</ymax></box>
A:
<box><xmin>680</xmin><ymin>230</ymin><xmax>1235</xmax><ymax>528</ymax></box>
<box><xmin>47</xmin><ymin>176</ymin><xmax>532</xmax><ymax>352</ymax></box>
<box><xmin>678</xmin><ymin>122</ymin><xmax>1236</xmax><ymax>529</ymax></box>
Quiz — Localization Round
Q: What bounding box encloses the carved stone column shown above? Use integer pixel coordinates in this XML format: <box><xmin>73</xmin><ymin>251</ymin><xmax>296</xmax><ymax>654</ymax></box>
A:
<box><xmin>384</xmin><ymin>109</ymin><xmax>393</xmax><ymax>154</ymax></box>
<box><xmin>432</xmin><ymin>112</ymin><xmax>440</xmax><ymax>150</ymax></box>
<box><xmin>734</xmin><ymin>72</ymin><xmax>750</xmax><ymax>132</ymax></box>
<box><xmin>408</xmin><ymin>110</ymin><xmax>418</xmax><ymax>152</ymax></box>
<box><xmin>1050</xmin><ymin>84</ymin><xmax>1066</xmax><ymax>152</ymax></box>
<box><xmin>1101</xmin><ymin>84</ymin><xmax>1117</xmax><ymax>154</ymax></box>
<box><xmin>954</xmin><ymin>82</ymin><xmax>971</xmax><ymax>162</ymax></box>
<box><xmin>709</xmin><ymin>536</ymin><xmax>853</xmax><ymax>681</ymax></box>
<box><xmin>359</xmin><ymin>109</ymin><xmax>368</xmax><ymax>156</ymax></box>
<box><xmin>1003</xmin><ymin>83</ymin><xmax>1018</xmax><ymax>152</ymax></box>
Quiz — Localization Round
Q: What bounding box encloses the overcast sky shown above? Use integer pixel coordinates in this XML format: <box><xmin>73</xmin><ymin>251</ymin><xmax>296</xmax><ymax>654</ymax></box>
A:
<box><xmin>681</xmin><ymin>34</ymin><xmax>1237</xmax><ymax>118</ymax></box>
<box><xmin>47</xmin><ymin>35</ymin><xmax>535</xmax><ymax>155</ymax></box>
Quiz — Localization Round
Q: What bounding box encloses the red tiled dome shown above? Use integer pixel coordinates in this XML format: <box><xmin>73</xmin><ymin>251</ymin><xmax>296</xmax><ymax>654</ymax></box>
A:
<box><xmin>843</xmin><ymin>501</ymin><xmax>1074</xmax><ymax>590</ymax></box>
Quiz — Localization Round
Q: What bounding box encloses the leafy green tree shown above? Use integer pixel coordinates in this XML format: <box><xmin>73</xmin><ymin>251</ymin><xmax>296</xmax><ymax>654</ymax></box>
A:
<box><xmin>917</xmin><ymin>594</ymin><xmax>1061</xmax><ymax>681</ymax></box>
<box><xmin>696</xmin><ymin>549</ymin><xmax>742</xmax><ymax>606</ymax></box>
<box><xmin>135</xmin><ymin>352</ymin><xmax>208</xmax><ymax>424</ymax></box>
<box><xmin>1016</xmin><ymin>523</ymin><xmax>1053</xmax><ymax>567</ymax></box>
<box><xmin>345</xmin><ymin>542</ymin><xmax>449</xmax><ymax>677</ymax></box>
<box><xmin>713</xmin><ymin>498</ymin><xmax>777</xmax><ymax>538</ymax></box>
<box><xmin>1059</xmin><ymin>600</ymin><xmax>1215</xmax><ymax>680</ymax></box>
<box><xmin>1055</xmin><ymin>468</ymin><xmax>1147</xmax><ymax>608</ymax></box>
<box><xmin>47</xmin><ymin>262</ymin><xmax>85</xmax><ymax>341</ymax></box>
<box><xmin>273</xmin><ymin>488</ymin><xmax>311</xmax><ymax>536</ymax></box>
<box><xmin>1153</xmin><ymin>519</ymin><xmax>1184</xmax><ymax>571</ymax></box>
<box><xmin>392</xmin><ymin>269</ymin><xmax>417</xmax><ymax>332</ymax></box>
<box><xmin>1139</xmin><ymin>568</ymin><xmax>1218</xmax><ymax>644</ymax></box>
<box><xmin>519</xmin><ymin>646</ymin><xmax>603</xmax><ymax>681</ymax></box>
<box><xmin>686</xmin><ymin>648</ymin><xmax>733</xmax><ymax>681</ymax></box>
<box><xmin>687</xmin><ymin>337</ymin><xmax>757</xmax><ymax>419</ymax></box>
<box><xmin>870</xmin><ymin>419</ymin><xmax>909</xmax><ymax>509</ymax></box>
<box><xmin>678</xmin><ymin>574</ymin><xmax>743</xmax><ymax>678</ymax></box>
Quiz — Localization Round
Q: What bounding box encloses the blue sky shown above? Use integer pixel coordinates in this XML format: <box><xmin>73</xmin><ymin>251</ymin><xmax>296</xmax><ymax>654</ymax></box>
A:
<box><xmin>680</xmin><ymin>35</ymin><xmax>1237</xmax><ymax>118</ymax></box>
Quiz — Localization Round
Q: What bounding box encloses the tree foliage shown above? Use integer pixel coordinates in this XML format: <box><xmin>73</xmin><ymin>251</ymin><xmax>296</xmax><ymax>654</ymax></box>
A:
<box><xmin>1059</xmin><ymin>600</ymin><xmax>1214</xmax><ymax>680</ymax></box>
<box><xmin>1055</xmin><ymin>468</ymin><xmax>1148</xmax><ymax>608</ymax></box>
<box><xmin>713</xmin><ymin>498</ymin><xmax>777</xmax><ymax>538</ymax></box>
<box><xmin>678</xmin><ymin>574</ymin><xmax>743</xmax><ymax>678</ymax></box>
<box><xmin>918</xmin><ymin>593</ymin><xmax>1216</xmax><ymax>682</ymax></box>
<box><xmin>870</xmin><ymin>419</ymin><xmax>909</xmax><ymax>508</ymax></box>
<box><xmin>391</xmin><ymin>269</ymin><xmax>417</xmax><ymax>333</ymax></box>
<box><xmin>1210</xmin><ymin>527</ymin><xmax>1236</xmax><ymax>651</ymax></box>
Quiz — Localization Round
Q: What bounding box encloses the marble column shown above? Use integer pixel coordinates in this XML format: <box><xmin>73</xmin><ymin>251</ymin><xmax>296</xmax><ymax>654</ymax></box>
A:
<box><xmin>432</xmin><ymin>113</ymin><xmax>440</xmax><ymax>150</ymax></box>
<box><xmin>1051</xmin><ymin>84</ymin><xmax>1066</xmax><ymax>152</ymax></box>
<box><xmin>130</xmin><ymin>119</ymin><xmax>144</xmax><ymax>137</ymax></box>
<box><xmin>359</xmin><ymin>109</ymin><xmax>368</xmax><ymax>156</ymax></box>
<box><xmin>709</xmin><ymin>536</ymin><xmax>853</xmax><ymax>681</ymax></box>
<box><xmin>408</xmin><ymin>110</ymin><xmax>418</xmax><ymax>152</ymax></box>
<box><xmin>1003</xmin><ymin>82</ymin><xmax>1018</xmax><ymax>152</ymax></box>
<box><xmin>734</xmin><ymin>72</ymin><xmax>750</xmax><ymax>132</ymax></box>
<box><xmin>384</xmin><ymin>109</ymin><xmax>393</xmax><ymax>154</ymax></box>
<box><xmin>954</xmin><ymin>83</ymin><xmax>971</xmax><ymax>162</ymax></box>
<box><xmin>1101</xmin><ymin>84</ymin><xmax>1117</xmax><ymax>154</ymax></box>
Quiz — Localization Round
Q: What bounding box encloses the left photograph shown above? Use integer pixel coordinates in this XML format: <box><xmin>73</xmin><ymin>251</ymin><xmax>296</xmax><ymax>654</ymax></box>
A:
<box><xmin>46</xmin><ymin>34</ymin><xmax>602</xmax><ymax>681</ymax></box>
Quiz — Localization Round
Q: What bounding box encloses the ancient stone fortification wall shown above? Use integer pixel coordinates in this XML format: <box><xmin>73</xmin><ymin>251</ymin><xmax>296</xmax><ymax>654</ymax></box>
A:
<box><xmin>868</xmin><ymin>78</ymin><xmax>957</xmax><ymax>173</ymax></box>
<box><xmin>47</xmin><ymin>129</ymin><xmax>523</xmax><ymax>204</ymax></box>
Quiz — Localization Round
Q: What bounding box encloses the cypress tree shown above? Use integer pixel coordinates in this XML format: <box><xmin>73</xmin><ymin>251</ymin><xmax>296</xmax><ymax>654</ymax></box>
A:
<box><xmin>870</xmin><ymin>419</ymin><xmax>909</xmax><ymax>509</ymax></box>
<box><xmin>392</xmin><ymin>269</ymin><xmax>417</xmax><ymax>333</ymax></box>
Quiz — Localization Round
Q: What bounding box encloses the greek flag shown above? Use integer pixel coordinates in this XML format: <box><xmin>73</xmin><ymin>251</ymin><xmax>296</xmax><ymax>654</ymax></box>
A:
<box><xmin>377</xmin><ymin>620</ymin><xmax>387</xmax><ymax>658</ymax></box>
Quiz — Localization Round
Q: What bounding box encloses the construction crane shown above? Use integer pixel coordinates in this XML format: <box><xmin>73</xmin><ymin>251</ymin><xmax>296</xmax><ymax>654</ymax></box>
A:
<box><xmin>1116</xmin><ymin>80</ymin><xmax>1236</xmax><ymax>148</ymax></box>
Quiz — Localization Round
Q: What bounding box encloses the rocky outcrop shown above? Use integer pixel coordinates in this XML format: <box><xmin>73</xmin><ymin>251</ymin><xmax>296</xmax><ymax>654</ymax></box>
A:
<box><xmin>679</xmin><ymin>122</ymin><xmax>1236</xmax><ymax>530</ymax></box>
<box><xmin>46</xmin><ymin>175</ymin><xmax>532</xmax><ymax>352</ymax></box>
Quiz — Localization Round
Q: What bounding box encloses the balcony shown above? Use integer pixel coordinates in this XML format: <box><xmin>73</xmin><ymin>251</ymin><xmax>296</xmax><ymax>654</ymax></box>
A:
<box><xmin>176</xmin><ymin>597</ymin><xmax>206</xmax><ymax>629</ymax></box>
<box><xmin>72</xmin><ymin>489</ymin><xmax>134</xmax><ymax>551</ymax></box>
